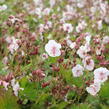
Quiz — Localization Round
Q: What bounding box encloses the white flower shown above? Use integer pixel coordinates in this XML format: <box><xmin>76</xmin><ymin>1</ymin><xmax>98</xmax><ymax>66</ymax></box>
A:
<box><xmin>21</xmin><ymin>50</ymin><xmax>25</xmax><ymax>56</ymax></box>
<box><xmin>102</xmin><ymin>36</ymin><xmax>109</xmax><ymax>44</ymax></box>
<box><xmin>96</xmin><ymin>44</ymin><xmax>104</xmax><ymax>55</ymax></box>
<box><xmin>11</xmin><ymin>79</ymin><xmax>24</xmax><ymax>96</ymax></box>
<box><xmin>77</xmin><ymin>46</ymin><xmax>87</xmax><ymax>58</ymax></box>
<box><xmin>35</xmin><ymin>8</ymin><xmax>42</xmax><ymax>18</ymax></box>
<box><xmin>5</xmin><ymin>37</ymin><xmax>12</xmax><ymax>43</ymax></box>
<box><xmin>76</xmin><ymin>20</ymin><xmax>87</xmax><ymax>33</ymax></box>
<box><xmin>66</xmin><ymin>39</ymin><xmax>76</xmax><ymax>49</ymax></box>
<box><xmin>85</xmin><ymin>33</ymin><xmax>91</xmax><ymax>44</ymax></box>
<box><xmin>94</xmin><ymin>67</ymin><xmax>109</xmax><ymax>83</ymax></box>
<box><xmin>100</xmin><ymin>2</ymin><xmax>107</xmax><ymax>16</ymax></box>
<box><xmin>33</xmin><ymin>0</ymin><xmax>43</xmax><ymax>6</ymax></box>
<box><xmin>6</xmin><ymin>37</ymin><xmax>19</xmax><ymax>54</ymax></box>
<box><xmin>63</xmin><ymin>23</ymin><xmax>73</xmax><ymax>33</ymax></box>
<box><xmin>84</xmin><ymin>43</ymin><xmax>91</xmax><ymax>52</ymax></box>
<box><xmin>44</xmin><ymin>21</ymin><xmax>52</xmax><ymax>30</ymax></box>
<box><xmin>39</xmin><ymin>24</ymin><xmax>45</xmax><ymax>33</ymax></box>
<box><xmin>2</xmin><ymin>56</ymin><xmax>8</xmax><ymax>65</ymax></box>
<box><xmin>8</xmin><ymin>43</ymin><xmax>19</xmax><ymax>54</ymax></box>
<box><xmin>97</xmin><ymin>20</ymin><xmax>102</xmax><ymax>30</ymax></box>
<box><xmin>69</xmin><ymin>42</ymin><xmax>76</xmax><ymax>49</ymax></box>
<box><xmin>13</xmin><ymin>82</ymin><xmax>20</xmax><ymax>96</ymax></box>
<box><xmin>43</xmin><ymin>8</ymin><xmax>51</xmax><ymax>16</ymax></box>
<box><xmin>77</xmin><ymin>0</ymin><xmax>85</xmax><ymax>8</ymax></box>
<box><xmin>0</xmin><ymin>4</ymin><xmax>7</xmax><ymax>11</ymax></box>
<box><xmin>96</xmin><ymin>47</ymin><xmax>102</xmax><ymax>55</ymax></box>
<box><xmin>60</xmin><ymin>18</ymin><xmax>65</xmax><ymax>24</ymax></box>
<box><xmin>77</xmin><ymin>44</ymin><xmax>90</xmax><ymax>58</ymax></box>
<box><xmin>49</xmin><ymin>0</ymin><xmax>55</xmax><ymax>8</ymax></box>
<box><xmin>45</xmin><ymin>40</ymin><xmax>61</xmax><ymax>57</ymax></box>
<box><xmin>41</xmin><ymin>53</ymin><xmax>48</xmax><ymax>60</ymax></box>
<box><xmin>72</xmin><ymin>64</ymin><xmax>84</xmax><ymax>77</ymax></box>
<box><xmin>11</xmin><ymin>78</ymin><xmax>16</xmax><ymax>86</ymax></box>
<box><xmin>104</xmin><ymin>15</ymin><xmax>109</xmax><ymax>24</ymax></box>
<box><xmin>90</xmin><ymin>7</ymin><xmax>96</xmax><ymax>14</ymax></box>
<box><xmin>63</xmin><ymin>12</ymin><xmax>73</xmax><ymax>20</ymax></box>
<box><xmin>82</xmin><ymin>56</ymin><xmax>94</xmax><ymax>71</ymax></box>
<box><xmin>86</xmin><ymin>83</ymin><xmax>101</xmax><ymax>96</ymax></box>
<box><xmin>8</xmin><ymin>15</ymin><xmax>21</xmax><ymax>24</ymax></box>
<box><xmin>66</xmin><ymin>5</ymin><xmax>73</xmax><ymax>12</ymax></box>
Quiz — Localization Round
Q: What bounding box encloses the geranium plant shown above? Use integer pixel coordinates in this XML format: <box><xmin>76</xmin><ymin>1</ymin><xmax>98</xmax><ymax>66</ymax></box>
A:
<box><xmin>0</xmin><ymin>0</ymin><xmax>109</xmax><ymax>109</ymax></box>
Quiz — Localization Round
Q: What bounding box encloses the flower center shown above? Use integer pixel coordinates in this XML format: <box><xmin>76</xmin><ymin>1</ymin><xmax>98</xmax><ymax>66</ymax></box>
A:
<box><xmin>99</xmin><ymin>72</ymin><xmax>105</xmax><ymax>80</ymax></box>
<box><xmin>51</xmin><ymin>46</ymin><xmax>56</xmax><ymax>55</ymax></box>
<box><xmin>86</xmin><ymin>59</ymin><xmax>91</xmax><ymax>65</ymax></box>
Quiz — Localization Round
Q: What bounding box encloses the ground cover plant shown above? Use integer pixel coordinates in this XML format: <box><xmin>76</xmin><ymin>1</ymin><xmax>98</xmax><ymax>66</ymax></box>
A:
<box><xmin>0</xmin><ymin>0</ymin><xmax>109</xmax><ymax>109</ymax></box>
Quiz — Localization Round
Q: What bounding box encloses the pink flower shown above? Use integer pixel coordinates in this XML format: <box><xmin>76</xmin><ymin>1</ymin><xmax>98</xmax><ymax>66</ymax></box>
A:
<box><xmin>72</xmin><ymin>64</ymin><xmax>84</xmax><ymax>77</ymax></box>
<box><xmin>94</xmin><ymin>67</ymin><xmax>109</xmax><ymax>83</ymax></box>
<box><xmin>2</xmin><ymin>56</ymin><xmax>8</xmax><ymax>65</ymax></box>
<box><xmin>66</xmin><ymin>39</ymin><xmax>76</xmax><ymax>49</ymax></box>
<box><xmin>6</xmin><ymin>37</ymin><xmax>19</xmax><ymax>54</ymax></box>
<box><xmin>43</xmin><ymin>8</ymin><xmax>51</xmax><ymax>16</ymax></box>
<box><xmin>82</xmin><ymin>56</ymin><xmax>94</xmax><ymax>71</ymax></box>
<box><xmin>76</xmin><ymin>20</ymin><xmax>87</xmax><ymax>33</ymax></box>
<box><xmin>77</xmin><ymin>46</ymin><xmax>87</xmax><ymax>58</ymax></box>
<box><xmin>86</xmin><ymin>83</ymin><xmax>101</xmax><ymax>96</ymax></box>
<box><xmin>63</xmin><ymin>12</ymin><xmax>73</xmax><ymax>20</ymax></box>
<box><xmin>39</xmin><ymin>24</ymin><xmax>45</xmax><ymax>33</ymax></box>
<box><xmin>77</xmin><ymin>44</ymin><xmax>90</xmax><ymax>58</ymax></box>
<box><xmin>8</xmin><ymin>43</ymin><xmax>19</xmax><ymax>54</ymax></box>
<box><xmin>45</xmin><ymin>40</ymin><xmax>61</xmax><ymax>57</ymax></box>
<box><xmin>63</xmin><ymin>23</ymin><xmax>73</xmax><ymax>33</ymax></box>
<box><xmin>44</xmin><ymin>21</ymin><xmax>52</xmax><ymax>30</ymax></box>
<box><xmin>0</xmin><ymin>80</ymin><xmax>9</xmax><ymax>90</ymax></box>
<box><xmin>41</xmin><ymin>53</ymin><xmax>48</xmax><ymax>60</ymax></box>
<box><xmin>8</xmin><ymin>15</ymin><xmax>21</xmax><ymax>24</ymax></box>
<box><xmin>102</xmin><ymin>36</ymin><xmax>109</xmax><ymax>44</ymax></box>
<box><xmin>2</xmin><ymin>81</ymin><xmax>9</xmax><ymax>90</ymax></box>
<box><xmin>96</xmin><ymin>44</ymin><xmax>105</xmax><ymax>56</ymax></box>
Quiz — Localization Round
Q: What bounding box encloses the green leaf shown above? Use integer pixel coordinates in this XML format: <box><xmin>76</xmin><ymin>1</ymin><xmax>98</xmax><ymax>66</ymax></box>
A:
<box><xmin>100</xmin><ymin>104</ymin><xmax>109</xmax><ymax>109</ymax></box>
<box><xmin>0</xmin><ymin>90</ymin><xmax>20</xmax><ymax>109</ymax></box>
<box><xmin>19</xmin><ymin>81</ymin><xmax>37</xmax><ymax>101</ymax></box>
<box><xmin>76</xmin><ymin>58</ymin><xmax>82</xmax><ymax>65</ymax></box>
<box><xmin>67</xmin><ymin>91</ymin><xmax>76</xmax><ymax>100</ymax></box>
<box><xmin>21</xmin><ymin>63</ymin><xmax>32</xmax><ymax>72</ymax></box>
<box><xmin>19</xmin><ymin>77</ymin><xmax>28</xmax><ymax>87</ymax></box>
<box><xmin>71</xmin><ymin>103</ymin><xmax>90</xmax><ymax>109</ymax></box>
<box><xmin>99</xmin><ymin>82</ymin><xmax>109</xmax><ymax>98</ymax></box>
<box><xmin>60</xmin><ymin>67</ymin><xmax>73</xmax><ymax>85</ymax></box>
<box><xmin>60</xmin><ymin>66</ymin><xmax>84</xmax><ymax>87</ymax></box>
<box><xmin>56</xmin><ymin>102</ymin><xmax>68</xmax><ymax>109</ymax></box>
<box><xmin>35</xmin><ymin>93</ymin><xmax>50</xmax><ymax>104</ymax></box>
<box><xmin>0</xmin><ymin>61</ymin><xmax>8</xmax><ymax>75</ymax></box>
